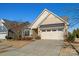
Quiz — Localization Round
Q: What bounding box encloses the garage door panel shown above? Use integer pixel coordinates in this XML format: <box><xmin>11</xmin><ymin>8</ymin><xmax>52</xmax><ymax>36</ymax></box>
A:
<box><xmin>41</xmin><ymin>31</ymin><xmax>64</xmax><ymax>40</ymax></box>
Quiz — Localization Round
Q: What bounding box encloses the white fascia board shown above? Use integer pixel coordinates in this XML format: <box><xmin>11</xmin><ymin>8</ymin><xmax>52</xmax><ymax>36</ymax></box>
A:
<box><xmin>30</xmin><ymin>9</ymin><xmax>50</xmax><ymax>29</ymax></box>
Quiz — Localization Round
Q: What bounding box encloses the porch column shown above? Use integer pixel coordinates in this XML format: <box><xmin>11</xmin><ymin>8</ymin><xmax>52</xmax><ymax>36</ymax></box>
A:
<box><xmin>29</xmin><ymin>29</ymin><xmax>32</xmax><ymax>36</ymax></box>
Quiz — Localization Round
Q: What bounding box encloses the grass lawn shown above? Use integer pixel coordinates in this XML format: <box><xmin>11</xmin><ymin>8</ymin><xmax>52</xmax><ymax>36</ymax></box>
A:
<box><xmin>0</xmin><ymin>40</ymin><xmax>34</xmax><ymax>48</ymax></box>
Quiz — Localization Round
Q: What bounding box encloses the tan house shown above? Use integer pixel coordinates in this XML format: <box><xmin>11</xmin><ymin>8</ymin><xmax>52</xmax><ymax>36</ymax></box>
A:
<box><xmin>30</xmin><ymin>9</ymin><xmax>68</xmax><ymax>40</ymax></box>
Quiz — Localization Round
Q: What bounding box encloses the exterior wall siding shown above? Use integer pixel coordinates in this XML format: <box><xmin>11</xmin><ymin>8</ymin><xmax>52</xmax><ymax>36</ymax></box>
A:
<box><xmin>41</xmin><ymin>14</ymin><xmax>64</xmax><ymax>25</ymax></box>
<box><xmin>0</xmin><ymin>32</ymin><xmax>8</xmax><ymax>39</ymax></box>
<box><xmin>0</xmin><ymin>20</ymin><xmax>8</xmax><ymax>39</ymax></box>
<box><xmin>31</xmin><ymin>11</ymin><xmax>50</xmax><ymax>29</ymax></box>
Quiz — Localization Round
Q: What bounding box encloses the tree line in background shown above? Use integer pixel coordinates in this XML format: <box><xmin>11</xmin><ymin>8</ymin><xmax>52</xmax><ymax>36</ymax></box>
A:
<box><xmin>73</xmin><ymin>28</ymin><xmax>79</xmax><ymax>38</ymax></box>
<box><xmin>67</xmin><ymin>28</ymin><xmax>79</xmax><ymax>42</ymax></box>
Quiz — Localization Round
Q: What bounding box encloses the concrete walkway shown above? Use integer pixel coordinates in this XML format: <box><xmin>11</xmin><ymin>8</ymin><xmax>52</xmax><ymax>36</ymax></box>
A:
<box><xmin>0</xmin><ymin>40</ymin><xmax>64</xmax><ymax>56</ymax></box>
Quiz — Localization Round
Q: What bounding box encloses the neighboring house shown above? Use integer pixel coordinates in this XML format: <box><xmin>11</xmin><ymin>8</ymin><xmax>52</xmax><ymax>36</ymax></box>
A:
<box><xmin>0</xmin><ymin>19</ymin><xmax>30</xmax><ymax>40</ymax></box>
<box><xmin>21</xmin><ymin>26</ymin><xmax>31</xmax><ymax>38</ymax></box>
<box><xmin>7</xmin><ymin>24</ymin><xmax>30</xmax><ymax>39</ymax></box>
<box><xmin>0</xmin><ymin>19</ymin><xmax>8</xmax><ymax>39</ymax></box>
<box><xmin>30</xmin><ymin>9</ymin><xmax>68</xmax><ymax>40</ymax></box>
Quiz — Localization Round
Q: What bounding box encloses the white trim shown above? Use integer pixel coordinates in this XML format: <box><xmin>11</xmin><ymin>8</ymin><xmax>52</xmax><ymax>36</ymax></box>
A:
<box><xmin>30</xmin><ymin>9</ymin><xmax>48</xmax><ymax>28</ymax></box>
<box><xmin>0</xmin><ymin>32</ymin><xmax>7</xmax><ymax>34</ymax></box>
<box><xmin>38</xmin><ymin>13</ymin><xmax>51</xmax><ymax>28</ymax></box>
<box><xmin>0</xmin><ymin>19</ymin><xmax>5</xmax><ymax>23</ymax></box>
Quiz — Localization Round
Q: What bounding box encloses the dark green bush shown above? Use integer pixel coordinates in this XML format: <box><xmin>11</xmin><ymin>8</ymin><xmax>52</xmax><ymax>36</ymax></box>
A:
<box><xmin>67</xmin><ymin>32</ymin><xmax>75</xmax><ymax>42</ymax></box>
<box><xmin>35</xmin><ymin>36</ymin><xmax>41</xmax><ymax>40</ymax></box>
<box><xmin>5</xmin><ymin>36</ymin><xmax>12</xmax><ymax>39</ymax></box>
<box><xmin>22</xmin><ymin>37</ymin><xmax>33</xmax><ymax>40</ymax></box>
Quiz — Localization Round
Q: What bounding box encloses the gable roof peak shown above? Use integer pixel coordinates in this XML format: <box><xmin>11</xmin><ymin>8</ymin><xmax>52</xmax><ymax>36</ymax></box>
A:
<box><xmin>43</xmin><ymin>8</ymin><xmax>49</xmax><ymax>11</ymax></box>
<box><xmin>43</xmin><ymin>9</ymin><xmax>68</xmax><ymax>25</ymax></box>
<box><xmin>43</xmin><ymin>8</ymin><xmax>50</xmax><ymax>13</ymax></box>
<box><xmin>30</xmin><ymin>8</ymin><xmax>69</xmax><ymax>29</ymax></box>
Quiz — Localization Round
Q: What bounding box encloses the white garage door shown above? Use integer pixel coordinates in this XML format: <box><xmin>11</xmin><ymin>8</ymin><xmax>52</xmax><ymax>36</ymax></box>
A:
<box><xmin>41</xmin><ymin>29</ymin><xmax>64</xmax><ymax>40</ymax></box>
<box><xmin>0</xmin><ymin>33</ymin><xmax>7</xmax><ymax>39</ymax></box>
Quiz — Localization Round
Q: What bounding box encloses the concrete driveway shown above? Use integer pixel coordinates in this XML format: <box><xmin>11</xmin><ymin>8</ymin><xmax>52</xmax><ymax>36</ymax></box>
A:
<box><xmin>0</xmin><ymin>40</ymin><xmax>64</xmax><ymax>56</ymax></box>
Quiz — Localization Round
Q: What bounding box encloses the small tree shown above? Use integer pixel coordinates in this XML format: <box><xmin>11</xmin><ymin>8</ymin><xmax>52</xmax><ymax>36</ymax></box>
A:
<box><xmin>72</xmin><ymin>29</ymin><xmax>77</xmax><ymax>38</ymax></box>
<box><xmin>67</xmin><ymin>32</ymin><xmax>75</xmax><ymax>42</ymax></box>
<box><xmin>76</xmin><ymin>28</ymin><xmax>79</xmax><ymax>38</ymax></box>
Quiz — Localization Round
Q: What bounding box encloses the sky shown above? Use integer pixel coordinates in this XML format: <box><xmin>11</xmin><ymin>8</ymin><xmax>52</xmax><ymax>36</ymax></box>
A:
<box><xmin>0</xmin><ymin>3</ymin><xmax>79</xmax><ymax>32</ymax></box>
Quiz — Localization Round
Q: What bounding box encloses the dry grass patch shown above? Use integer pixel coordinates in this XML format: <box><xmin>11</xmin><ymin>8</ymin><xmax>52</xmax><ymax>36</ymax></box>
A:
<box><xmin>0</xmin><ymin>40</ymin><xmax>33</xmax><ymax>48</ymax></box>
<box><xmin>60</xmin><ymin>41</ymin><xmax>78</xmax><ymax>56</ymax></box>
<box><xmin>60</xmin><ymin>46</ymin><xmax>76</xmax><ymax>56</ymax></box>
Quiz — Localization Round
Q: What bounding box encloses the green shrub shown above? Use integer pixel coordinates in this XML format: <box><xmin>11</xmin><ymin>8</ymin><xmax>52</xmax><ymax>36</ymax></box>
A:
<box><xmin>67</xmin><ymin>32</ymin><xmax>75</xmax><ymax>42</ymax></box>
<box><xmin>22</xmin><ymin>37</ymin><xmax>33</xmax><ymax>40</ymax></box>
<box><xmin>5</xmin><ymin>36</ymin><xmax>12</xmax><ymax>39</ymax></box>
<box><xmin>35</xmin><ymin>36</ymin><xmax>41</xmax><ymax>40</ymax></box>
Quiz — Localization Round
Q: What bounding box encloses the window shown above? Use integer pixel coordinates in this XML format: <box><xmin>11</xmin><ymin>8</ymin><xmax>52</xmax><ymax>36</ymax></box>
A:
<box><xmin>58</xmin><ymin>29</ymin><xmax>63</xmax><ymax>31</ymax></box>
<box><xmin>47</xmin><ymin>29</ymin><xmax>51</xmax><ymax>32</ymax></box>
<box><xmin>24</xmin><ymin>30</ymin><xmax>29</xmax><ymax>36</ymax></box>
<box><xmin>52</xmin><ymin>29</ymin><xmax>56</xmax><ymax>31</ymax></box>
<box><xmin>42</xmin><ymin>30</ymin><xmax>46</xmax><ymax>32</ymax></box>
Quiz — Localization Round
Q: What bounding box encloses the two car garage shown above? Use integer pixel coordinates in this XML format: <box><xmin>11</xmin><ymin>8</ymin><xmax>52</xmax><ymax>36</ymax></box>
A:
<box><xmin>40</xmin><ymin>28</ymin><xmax>64</xmax><ymax>40</ymax></box>
<box><xmin>40</xmin><ymin>23</ymin><xmax>65</xmax><ymax>40</ymax></box>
